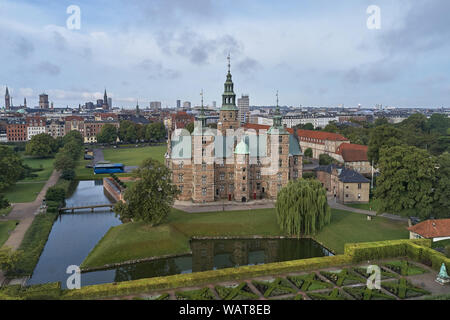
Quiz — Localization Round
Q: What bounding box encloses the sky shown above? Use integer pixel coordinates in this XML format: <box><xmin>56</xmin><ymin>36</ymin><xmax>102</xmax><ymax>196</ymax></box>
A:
<box><xmin>0</xmin><ymin>0</ymin><xmax>449</xmax><ymax>109</ymax></box>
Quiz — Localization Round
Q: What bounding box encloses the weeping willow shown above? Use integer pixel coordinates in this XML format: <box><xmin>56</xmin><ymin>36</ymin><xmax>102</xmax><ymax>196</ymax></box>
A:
<box><xmin>276</xmin><ymin>179</ymin><xmax>331</xmax><ymax>237</ymax></box>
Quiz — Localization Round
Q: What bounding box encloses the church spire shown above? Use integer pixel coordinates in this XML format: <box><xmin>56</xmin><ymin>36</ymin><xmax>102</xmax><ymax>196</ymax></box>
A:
<box><xmin>199</xmin><ymin>89</ymin><xmax>207</xmax><ymax>127</ymax></box>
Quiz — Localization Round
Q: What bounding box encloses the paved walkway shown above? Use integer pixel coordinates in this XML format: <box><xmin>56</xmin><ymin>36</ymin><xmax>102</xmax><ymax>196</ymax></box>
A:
<box><xmin>327</xmin><ymin>197</ymin><xmax>409</xmax><ymax>222</ymax></box>
<box><xmin>93</xmin><ymin>148</ymin><xmax>104</xmax><ymax>165</ymax></box>
<box><xmin>0</xmin><ymin>170</ymin><xmax>60</xmax><ymax>285</ymax></box>
<box><xmin>174</xmin><ymin>199</ymin><xmax>276</xmax><ymax>213</ymax></box>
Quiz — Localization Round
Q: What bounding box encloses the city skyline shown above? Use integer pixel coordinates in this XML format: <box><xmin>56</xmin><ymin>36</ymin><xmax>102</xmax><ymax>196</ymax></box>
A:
<box><xmin>1</xmin><ymin>0</ymin><xmax>449</xmax><ymax>108</ymax></box>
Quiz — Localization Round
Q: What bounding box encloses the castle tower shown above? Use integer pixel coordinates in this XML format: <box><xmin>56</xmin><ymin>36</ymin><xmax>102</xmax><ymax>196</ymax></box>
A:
<box><xmin>5</xmin><ymin>86</ymin><xmax>10</xmax><ymax>110</ymax></box>
<box><xmin>266</xmin><ymin>92</ymin><xmax>290</xmax><ymax>199</ymax></box>
<box><xmin>217</xmin><ymin>54</ymin><xmax>239</xmax><ymax>134</ymax></box>
<box><xmin>234</xmin><ymin>139</ymin><xmax>250</xmax><ymax>202</ymax></box>
<box><xmin>192</xmin><ymin>90</ymin><xmax>215</xmax><ymax>203</ymax></box>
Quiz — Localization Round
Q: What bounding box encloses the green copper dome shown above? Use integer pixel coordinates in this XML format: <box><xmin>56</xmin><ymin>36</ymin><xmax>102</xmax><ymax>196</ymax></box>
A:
<box><xmin>234</xmin><ymin>140</ymin><xmax>249</xmax><ymax>155</ymax></box>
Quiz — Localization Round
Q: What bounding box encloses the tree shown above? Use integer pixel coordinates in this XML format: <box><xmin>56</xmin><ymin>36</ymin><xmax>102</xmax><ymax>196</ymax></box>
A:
<box><xmin>304</xmin><ymin>148</ymin><xmax>313</xmax><ymax>158</ymax></box>
<box><xmin>428</xmin><ymin>113</ymin><xmax>450</xmax><ymax>136</ymax></box>
<box><xmin>433</xmin><ymin>152</ymin><xmax>450</xmax><ymax>218</ymax></box>
<box><xmin>0</xmin><ymin>145</ymin><xmax>25</xmax><ymax>191</ymax></box>
<box><xmin>114</xmin><ymin>158</ymin><xmax>180</xmax><ymax>225</ymax></box>
<box><xmin>63</xmin><ymin>130</ymin><xmax>83</xmax><ymax>146</ymax></box>
<box><xmin>374</xmin><ymin>145</ymin><xmax>436</xmax><ymax>219</ymax></box>
<box><xmin>118</xmin><ymin>120</ymin><xmax>137</xmax><ymax>143</ymax></box>
<box><xmin>319</xmin><ymin>153</ymin><xmax>336</xmax><ymax>165</ymax></box>
<box><xmin>276</xmin><ymin>179</ymin><xmax>331</xmax><ymax>236</ymax></box>
<box><xmin>367</xmin><ymin>124</ymin><xmax>404</xmax><ymax>165</ymax></box>
<box><xmin>145</xmin><ymin>122</ymin><xmax>166</xmax><ymax>142</ymax></box>
<box><xmin>97</xmin><ymin>124</ymin><xmax>118</xmax><ymax>144</ymax></box>
<box><xmin>0</xmin><ymin>247</ymin><xmax>22</xmax><ymax>273</ymax></box>
<box><xmin>25</xmin><ymin>133</ymin><xmax>57</xmax><ymax>158</ymax></box>
<box><xmin>53</xmin><ymin>151</ymin><xmax>75</xmax><ymax>171</ymax></box>
<box><xmin>61</xmin><ymin>169</ymin><xmax>75</xmax><ymax>181</ymax></box>
<box><xmin>0</xmin><ymin>195</ymin><xmax>9</xmax><ymax>210</ymax></box>
<box><xmin>62</xmin><ymin>140</ymin><xmax>82</xmax><ymax>161</ymax></box>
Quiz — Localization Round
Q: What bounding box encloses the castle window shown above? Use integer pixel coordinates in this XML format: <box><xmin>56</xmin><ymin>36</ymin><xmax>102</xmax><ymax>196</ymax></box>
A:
<box><xmin>178</xmin><ymin>161</ymin><xmax>184</xmax><ymax>169</ymax></box>
<box><xmin>202</xmin><ymin>175</ymin><xmax>207</xmax><ymax>184</ymax></box>
<box><xmin>256</xmin><ymin>171</ymin><xmax>261</xmax><ymax>180</ymax></box>
<box><xmin>279</xmin><ymin>159</ymin><xmax>282</xmax><ymax>167</ymax></box>
<box><xmin>257</xmin><ymin>183</ymin><xmax>261</xmax><ymax>190</ymax></box>
<box><xmin>279</xmin><ymin>135</ymin><xmax>283</xmax><ymax>143</ymax></box>
<box><xmin>294</xmin><ymin>170</ymin><xmax>298</xmax><ymax>178</ymax></box>
<box><xmin>277</xmin><ymin>184</ymin><xmax>282</xmax><ymax>191</ymax></box>
<box><xmin>242</xmin><ymin>186</ymin><xmax>246</xmax><ymax>192</ymax></box>
<box><xmin>229</xmin><ymin>184</ymin><xmax>234</xmax><ymax>191</ymax></box>
<box><xmin>243</xmin><ymin>168</ymin><xmax>246</xmax><ymax>172</ymax></box>
<box><xmin>202</xmin><ymin>188</ymin><xmax>207</xmax><ymax>196</ymax></box>
<box><xmin>279</xmin><ymin>146</ymin><xmax>283</xmax><ymax>155</ymax></box>
<box><xmin>294</xmin><ymin>157</ymin><xmax>298</xmax><ymax>165</ymax></box>
<box><xmin>220</xmin><ymin>173</ymin><xmax>225</xmax><ymax>180</ymax></box>
<box><xmin>220</xmin><ymin>185</ymin><xmax>225</xmax><ymax>192</ymax></box>
<box><xmin>243</xmin><ymin>176</ymin><xmax>246</xmax><ymax>180</ymax></box>
<box><xmin>278</xmin><ymin>172</ymin><xmax>282</xmax><ymax>180</ymax></box>
<box><xmin>358</xmin><ymin>183</ymin><xmax>362</xmax><ymax>189</ymax></box>
<box><xmin>229</xmin><ymin>172</ymin><xmax>233</xmax><ymax>179</ymax></box>
<box><xmin>179</xmin><ymin>185</ymin><xmax>183</xmax><ymax>193</ymax></box>
<box><xmin>202</xmin><ymin>162</ymin><xmax>207</xmax><ymax>170</ymax></box>
<box><xmin>178</xmin><ymin>174</ymin><xmax>184</xmax><ymax>182</ymax></box>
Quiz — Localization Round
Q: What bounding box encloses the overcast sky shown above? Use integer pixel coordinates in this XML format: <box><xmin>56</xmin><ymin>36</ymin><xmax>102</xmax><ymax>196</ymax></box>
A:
<box><xmin>1</xmin><ymin>0</ymin><xmax>449</xmax><ymax>109</ymax></box>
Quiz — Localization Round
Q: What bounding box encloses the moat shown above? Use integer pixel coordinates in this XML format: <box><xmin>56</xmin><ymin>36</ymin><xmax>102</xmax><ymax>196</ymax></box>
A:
<box><xmin>27</xmin><ymin>181</ymin><xmax>332</xmax><ymax>288</ymax></box>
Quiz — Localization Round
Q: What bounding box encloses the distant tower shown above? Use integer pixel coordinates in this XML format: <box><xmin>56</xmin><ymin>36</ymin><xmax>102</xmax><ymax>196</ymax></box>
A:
<box><xmin>39</xmin><ymin>93</ymin><xmax>49</xmax><ymax>109</ymax></box>
<box><xmin>136</xmin><ymin>101</ymin><xmax>140</xmax><ymax>116</ymax></box>
<box><xmin>24</xmin><ymin>97</ymin><xmax>27</xmax><ymax>108</ymax></box>
<box><xmin>5</xmin><ymin>86</ymin><xmax>10</xmax><ymax>110</ymax></box>
<box><xmin>102</xmin><ymin>89</ymin><xmax>109</xmax><ymax>110</ymax></box>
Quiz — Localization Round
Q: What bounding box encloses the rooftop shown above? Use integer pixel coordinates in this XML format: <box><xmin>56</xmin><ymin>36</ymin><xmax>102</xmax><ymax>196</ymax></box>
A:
<box><xmin>408</xmin><ymin>219</ymin><xmax>450</xmax><ymax>239</ymax></box>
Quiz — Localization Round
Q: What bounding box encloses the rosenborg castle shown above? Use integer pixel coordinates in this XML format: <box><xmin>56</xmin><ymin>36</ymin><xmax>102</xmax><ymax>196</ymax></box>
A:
<box><xmin>165</xmin><ymin>59</ymin><xmax>303</xmax><ymax>203</ymax></box>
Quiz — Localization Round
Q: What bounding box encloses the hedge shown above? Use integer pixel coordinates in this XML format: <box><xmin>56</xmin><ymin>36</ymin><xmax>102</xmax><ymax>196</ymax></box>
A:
<box><xmin>62</xmin><ymin>254</ymin><xmax>352</xmax><ymax>300</ymax></box>
<box><xmin>344</xmin><ymin>239</ymin><xmax>431</xmax><ymax>262</ymax></box>
<box><xmin>20</xmin><ymin>239</ymin><xmax>443</xmax><ymax>300</ymax></box>
<box><xmin>0</xmin><ymin>282</ymin><xmax>62</xmax><ymax>300</ymax></box>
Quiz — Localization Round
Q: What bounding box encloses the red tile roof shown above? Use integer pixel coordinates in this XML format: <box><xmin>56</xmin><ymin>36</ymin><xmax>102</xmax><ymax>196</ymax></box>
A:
<box><xmin>336</xmin><ymin>143</ymin><xmax>369</xmax><ymax>162</ymax></box>
<box><xmin>242</xmin><ymin>124</ymin><xmax>349</xmax><ymax>142</ymax></box>
<box><xmin>408</xmin><ymin>219</ymin><xmax>450</xmax><ymax>238</ymax></box>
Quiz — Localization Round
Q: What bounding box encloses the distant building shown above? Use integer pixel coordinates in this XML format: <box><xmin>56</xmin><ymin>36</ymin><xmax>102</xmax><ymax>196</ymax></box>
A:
<box><xmin>102</xmin><ymin>90</ymin><xmax>109</xmax><ymax>110</ymax></box>
<box><xmin>334</xmin><ymin>143</ymin><xmax>373</xmax><ymax>175</ymax></box>
<box><xmin>26</xmin><ymin>116</ymin><xmax>46</xmax><ymax>140</ymax></box>
<box><xmin>282</xmin><ymin>114</ymin><xmax>339</xmax><ymax>129</ymax></box>
<box><xmin>39</xmin><ymin>93</ymin><xmax>49</xmax><ymax>109</ymax></box>
<box><xmin>237</xmin><ymin>95</ymin><xmax>250</xmax><ymax>124</ymax></box>
<box><xmin>108</xmin><ymin>98</ymin><xmax>112</xmax><ymax>109</ymax></box>
<box><xmin>176</xmin><ymin>100</ymin><xmax>181</xmax><ymax>109</ymax></box>
<box><xmin>408</xmin><ymin>219</ymin><xmax>450</xmax><ymax>242</ymax></box>
<box><xmin>5</xmin><ymin>87</ymin><xmax>11</xmax><ymax>110</ymax></box>
<box><xmin>183</xmin><ymin>101</ymin><xmax>191</xmax><ymax>109</ymax></box>
<box><xmin>315</xmin><ymin>164</ymin><xmax>370</xmax><ymax>204</ymax></box>
<box><xmin>46</xmin><ymin>119</ymin><xmax>65</xmax><ymax>138</ymax></box>
<box><xmin>150</xmin><ymin>101</ymin><xmax>162</xmax><ymax>110</ymax></box>
<box><xmin>171</xmin><ymin>111</ymin><xmax>194</xmax><ymax>130</ymax></box>
<box><xmin>6</xmin><ymin>118</ymin><xmax>28</xmax><ymax>142</ymax></box>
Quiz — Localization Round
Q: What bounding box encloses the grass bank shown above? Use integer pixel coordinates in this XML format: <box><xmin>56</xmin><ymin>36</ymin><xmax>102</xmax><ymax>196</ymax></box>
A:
<box><xmin>7</xmin><ymin>212</ymin><xmax>58</xmax><ymax>277</ymax></box>
<box><xmin>82</xmin><ymin>208</ymin><xmax>409</xmax><ymax>269</ymax></box>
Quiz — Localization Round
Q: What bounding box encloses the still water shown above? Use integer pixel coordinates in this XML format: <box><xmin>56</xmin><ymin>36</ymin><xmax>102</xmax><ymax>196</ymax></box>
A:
<box><xmin>27</xmin><ymin>180</ymin><xmax>332</xmax><ymax>288</ymax></box>
<box><xmin>26</xmin><ymin>180</ymin><xmax>121</xmax><ymax>288</ymax></box>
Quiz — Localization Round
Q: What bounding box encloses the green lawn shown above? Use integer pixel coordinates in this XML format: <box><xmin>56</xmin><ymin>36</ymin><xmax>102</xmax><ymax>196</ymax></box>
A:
<box><xmin>315</xmin><ymin>209</ymin><xmax>409</xmax><ymax>254</ymax></box>
<box><xmin>21</xmin><ymin>157</ymin><xmax>54</xmax><ymax>182</ymax></box>
<box><xmin>0</xmin><ymin>220</ymin><xmax>18</xmax><ymax>247</ymax></box>
<box><xmin>82</xmin><ymin>208</ymin><xmax>409</xmax><ymax>269</ymax></box>
<box><xmin>3</xmin><ymin>182</ymin><xmax>46</xmax><ymax>203</ymax></box>
<box><xmin>103</xmin><ymin>145</ymin><xmax>166</xmax><ymax>166</ymax></box>
<box><xmin>2</xmin><ymin>156</ymin><xmax>55</xmax><ymax>203</ymax></box>
<box><xmin>346</xmin><ymin>198</ymin><xmax>381</xmax><ymax>211</ymax></box>
<box><xmin>0</xmin><ymin>206</ymin><xmax>13</xmax><ymax>217</ymax></box>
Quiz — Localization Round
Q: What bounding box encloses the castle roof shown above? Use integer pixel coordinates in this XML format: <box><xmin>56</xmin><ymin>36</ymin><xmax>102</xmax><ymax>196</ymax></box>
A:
<box><xmin>336</xmin><ymin>143</ymin><xmax>369</xmax><ymax>162</ymax></box>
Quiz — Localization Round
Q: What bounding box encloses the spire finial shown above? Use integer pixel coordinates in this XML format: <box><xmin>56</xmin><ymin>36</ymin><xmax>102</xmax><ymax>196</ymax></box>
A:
<box><xmin>200</xmin><ymin>89</ymin><xmax>204</xmax><ymax>108</ymax></box>
<box><xmin>227</xmin><ymin>53</ymin><xmax>231</xmax><ymax>73</ymax></box>
<box><xmin>276</xmin><ymin>90</ymin><xmax>279</xmax><ymax>108</ymax></box>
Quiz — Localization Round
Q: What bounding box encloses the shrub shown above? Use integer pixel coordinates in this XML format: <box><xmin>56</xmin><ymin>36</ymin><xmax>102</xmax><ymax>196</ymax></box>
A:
<box><xmin>61</xmin><ymin>169</ymin><xmax>75</xmax><ymax>181</ymax></box>
<box><xmin>45</xmin><ymin>187</ymin><xmax>66</xmax><ymax>203</ymax></box>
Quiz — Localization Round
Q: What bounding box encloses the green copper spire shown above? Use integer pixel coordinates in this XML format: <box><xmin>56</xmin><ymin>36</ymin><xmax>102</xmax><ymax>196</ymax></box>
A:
<box><xmin>198</xmin><ymin>89</ymin><xmax>207</xmax><ymax>127</ymax></box>
<box><xmin>268</xmin><ymin>90</ymin><xmax>289</xmax><ymax>135</ymax></box>
<box><xmin>221</xmin><ymin>54</ymin><xmax>238</xmax><ymax>111</ymax></box>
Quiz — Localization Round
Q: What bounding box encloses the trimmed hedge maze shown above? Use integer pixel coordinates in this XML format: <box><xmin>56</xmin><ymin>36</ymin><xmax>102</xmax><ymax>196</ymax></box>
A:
<box><xmin>215</xmin><ymin>283</ymin><xmax>259</xmax><ymax>300</ymax></box>
<box><xmin>383</xmin><ymin>260</ymin><xmax>428</xmax><ymax>276</ymax></box>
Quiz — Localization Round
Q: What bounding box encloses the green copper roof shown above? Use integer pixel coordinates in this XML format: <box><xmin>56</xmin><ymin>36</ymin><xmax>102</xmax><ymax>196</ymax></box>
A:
<box><xmin>234</xmin><ymin>140</ymin><xmax>249</xmax><ymax>155</ymax></box>
<box><xmin>288</xmin><ymin>134</ymin><xmax>303</xmax><ymax>156</ymax></box>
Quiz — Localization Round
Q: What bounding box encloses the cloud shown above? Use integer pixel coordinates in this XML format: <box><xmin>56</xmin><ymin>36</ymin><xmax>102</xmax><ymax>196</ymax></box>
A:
<box><xmin>379</xmin><ymin>0</ymin><xmax>450</xmax><ymax>54</ymax></box>
<box><xmin>136</xmin><ymin>59</ymin><xmax>181</xmax><ymax>79</ymax></box>
<box><xmin>236</xmin><ymin>57</ymin><xmax>262</xmax><ymax>74</ymax></box>
<box><xmin>34</xmin><ymin>61</ymin><xmax>61</xmax><ymax>76</ymax></box>
<box><xmin>14</xmin><ymin>36</ymin><xmax>34</xmax><ymax>58</ymax></box>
